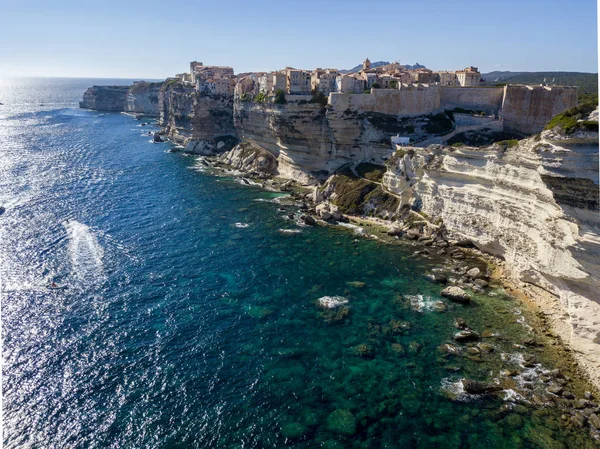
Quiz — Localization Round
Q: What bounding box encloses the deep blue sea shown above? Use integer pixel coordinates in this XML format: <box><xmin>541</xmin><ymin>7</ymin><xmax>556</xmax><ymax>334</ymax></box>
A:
<box><xmin>0</xmin><ymin>78</ymin><xmax>596</xmax><ymax>448</ymax></box>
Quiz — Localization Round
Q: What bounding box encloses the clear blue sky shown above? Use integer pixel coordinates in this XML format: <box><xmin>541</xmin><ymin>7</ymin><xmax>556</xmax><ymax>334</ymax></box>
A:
<box><xmin>1</xmin><ymin>0</ymin><xmax>598</xmax><ymax>78</ymax></box>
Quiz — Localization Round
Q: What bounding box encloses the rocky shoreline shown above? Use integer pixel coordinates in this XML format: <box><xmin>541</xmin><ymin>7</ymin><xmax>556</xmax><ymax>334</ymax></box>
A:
<box><xmin>175</xmin><ymin>147</ymin><xmax>600</xmax><ymax>440</ymax></box>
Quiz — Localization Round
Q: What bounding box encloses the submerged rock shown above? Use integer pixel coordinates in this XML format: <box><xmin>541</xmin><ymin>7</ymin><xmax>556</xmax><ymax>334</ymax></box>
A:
<box><xmin>441</xmin><ymin>286</ymin><xmax>471</xmax><ymax>304</ymax></box>
<box><xmin>281</xmin><ymin>422</ymin><xmax>308</xmax><ymax>439</ymax></box>
<box><xmin>326</xmin><ymin>409</ymin><xmax>357</xmax><ymax>436</ymax></box>
<box><xmin>302</xmin><ymin>215</ymin><xmax>316</xmax><ymax>226</ymax></box>
<box><xmin>346</xmin><ymin>281</ymin><xmax>366</xmax><ymax>288</ymax></box>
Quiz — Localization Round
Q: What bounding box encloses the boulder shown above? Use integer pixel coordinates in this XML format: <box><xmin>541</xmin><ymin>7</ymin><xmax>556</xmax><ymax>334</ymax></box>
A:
<box><xmin>461</xmin><ymin>378</ymin><xmax>502</xmax><ymax>394</ymax></box>
<box><xmin>406</xmin><ymin>228</ymin><xmax>420</xmax><ymax>240</ymax></box>
<box><xmin>441</xmin><ymin>286</ymin><xmax>471</xmax><ymax>304</ymax></box>
<box><xmin>431</xmin><ymin>273</ymin><xmax>448</xmax><ymax>284</ymax></box>
<box><xmin>302</xmin><ymin>215</ymin><xmax>316</xmax><ymax>226</ymax></box>
<box><xmin>454</xmin><ymin>330</ymin><xmax>480</xmax><ymax>342</ymax></box>
<box><xmin>466</xmin><ymin>267</ymin><xmax>481</xmax><ymax>278</ymax></box>
<box><xmin>387</xmin><ymin>228</ymin><xmax>403</xmax><ymax>237</ymax></box>
<box><xmin>589</xmin><ymin>413</ymin><xmax>600</xmax><ymax>430</ymax></box>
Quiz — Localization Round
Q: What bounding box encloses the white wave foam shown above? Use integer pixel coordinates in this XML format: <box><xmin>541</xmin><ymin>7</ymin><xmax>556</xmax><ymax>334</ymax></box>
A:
<box><xmin>440</xmin><ymin>377</ymin><xmax>469</xmax><ymax>401</ymax></box>
<box><xmin>405</xmin><ymin>294</ymin><xmax>436</xmax><ymax>313</ymax></box>
<box><xmin>234</xmin><ymin>222</ymin><xmax>249</xmax><ymax>228</ymax></box>
<box><xmin>278</xmin><ymin>228</ymin><xmax>302</xmax><ymax>234</ymax></box>
<box><xmin>318</xmin><ymin>296</ymin><xmax>349</xmax><ymax>309</ymax></box>
<box><xmin>65</xmin><ymin>221</ymin><xmax>105</xmax><ymax>283</ymax></box>
<box><xmin>335</xmin><ymin>222</ymin><xmax>365</xmax><ymax>235</ymax></box>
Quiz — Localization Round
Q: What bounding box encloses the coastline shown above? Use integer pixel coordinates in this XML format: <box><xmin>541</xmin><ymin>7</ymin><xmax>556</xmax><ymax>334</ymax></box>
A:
<box><xmin>194</xmin><ymin>153</ymin><xmax>600</xmax><ymax>411</ymax></box>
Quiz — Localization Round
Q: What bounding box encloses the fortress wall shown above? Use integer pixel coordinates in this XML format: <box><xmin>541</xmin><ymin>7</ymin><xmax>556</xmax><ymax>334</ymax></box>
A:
<box><xmin>500</xmin><ymin>85</ymin><xmax>578</xmax><ymax>134</ymax></box>
<box><xmin>440</xmin><ymin>87</ymin><xmax>504</xmax><ymax>114</ymax></box>
<box><xmin>328</xmin><ymin>85</ymin><xmax>441</xmax><ymax>116</ymax></box>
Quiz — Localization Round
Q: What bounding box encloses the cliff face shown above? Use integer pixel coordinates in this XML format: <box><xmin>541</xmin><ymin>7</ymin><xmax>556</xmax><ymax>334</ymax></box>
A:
<box><xmin>80</xmin><ymin>86</ymin><xmax>129</xmax><ymax>112</ymax></box>
<box><xmin>80</xmin><ymin>82</ymin><xmax>162</xmax><ymax>116</ymax></box>
<box><xmin>159</xmin><ymin>83</ymin><xmax>236</xmax><ymax>154</ymax></box>
<box><xmin>233</xmin><ymin>99</ymin><xmax>450</xmax><ymax>184</ymax></box>
<box><xmin>124</xmin><ymin>82</ymin><xmax>163</xmax><ymax>116</ymax></box>
<box><xmin>380</xmin><ymin>132</ymin><xmax>600</xmax><ymax>384</ymax></box>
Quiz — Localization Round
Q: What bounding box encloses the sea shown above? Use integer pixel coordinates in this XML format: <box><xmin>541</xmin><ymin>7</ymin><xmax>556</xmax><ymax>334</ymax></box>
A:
<box><xmin>0</xmin><ymin>77</ymin><xmax>596</xmax><ymax>448</ymax></box>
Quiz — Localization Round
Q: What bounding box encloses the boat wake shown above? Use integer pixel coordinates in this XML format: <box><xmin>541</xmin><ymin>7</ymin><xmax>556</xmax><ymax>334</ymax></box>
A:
<box><xmin>64</xmin><ymin>221</ymin><xmax>105</xmax><ymax>285</ymax></box>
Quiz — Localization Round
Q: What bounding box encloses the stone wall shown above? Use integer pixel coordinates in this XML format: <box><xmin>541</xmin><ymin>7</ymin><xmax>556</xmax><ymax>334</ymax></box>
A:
<box><xmin>440</xmin><ymin>87</ymin><xmax>505</xmax><ymax>115</ymax></box>
<box><xmin>501</xmin><ymin>85</ymin><xmax>578</xmax><ymax>134</ymax></box>
<box><xmin>329</xmin><ymin>85</ymin><xmax>441</xmax><ymax>116</ymax></box>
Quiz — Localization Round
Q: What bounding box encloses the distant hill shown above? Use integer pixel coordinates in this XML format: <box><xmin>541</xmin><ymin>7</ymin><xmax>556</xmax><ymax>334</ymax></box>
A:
<box><xmin>482</xmin><ymin>71</ymin><xmax>598</xmax><ymax>96</ymax></box>
<box><xmin>340</xmin><ymin>61</ymin><xmax>426</xmax><ymax>74</ymax></box>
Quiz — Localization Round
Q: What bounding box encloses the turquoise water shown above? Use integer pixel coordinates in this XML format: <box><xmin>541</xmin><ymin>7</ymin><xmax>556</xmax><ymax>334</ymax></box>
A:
<box><xmin>0</xmin><ymin>78</ymin><xmax>596</xmax><ymax>448</ymax></box>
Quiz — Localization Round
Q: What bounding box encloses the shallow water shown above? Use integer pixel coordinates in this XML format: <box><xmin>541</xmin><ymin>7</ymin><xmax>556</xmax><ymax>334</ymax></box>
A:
<box><xmin>1</xmin><ymin>78</ymin><xmax>597</xmax><ymax>448</ymax></box>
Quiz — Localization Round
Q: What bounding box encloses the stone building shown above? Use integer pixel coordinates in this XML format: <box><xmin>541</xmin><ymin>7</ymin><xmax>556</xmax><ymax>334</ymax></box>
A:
<box><xmin>257</xmin><ymin>72</ymin><xmax>273</xmax><ymax>94</ymax></box>
<box><xmin>286</xmin><ymin>68</ymin><xmax>312</xmax><ymax>94</ymax></box>
<box><xmin>437</xmin><ymin>71</ymin><xmax>458</xmax><ymax>86</ymax></box>
<box><xmin>311</xmin><ymin>68</ymin><xmax>340</xmax><ymax>95</ymax></box>
<box><xmin>335</xmin><ymin>74</ymin><xmax>365</xmax><ymax>94</ymax></box>
<box><xmin>456</xmin><ymin>66</ymin><xmax>481</xmax><ymax>86</ymax></box>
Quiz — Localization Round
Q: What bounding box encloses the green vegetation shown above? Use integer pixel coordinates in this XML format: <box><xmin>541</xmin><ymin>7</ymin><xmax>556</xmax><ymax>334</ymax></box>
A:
<box><xmin>371</xmin><ymin>83</ymin><xmax>381</xmax><ymax>89</ymax></box>
<box><xmin>496</xmin><ymin>139</ymin><xmax>519</xmax><ymax>148</ymax></box>
<box><xmin>545</xmin><ymin>99</ymin><xmax>598</xmax><ymax>134</ymax></box>
<box><xmin>451</xmin><ymin>107</ymin><xmax>486</xmax><ymax>116</ymax></box>
<box><xmin>328</xmin><ymin>169</ymin><xmax>376</xmax><ymax>214</ymax></box>
<box><xmin>447</xmin><ymin>130</ymin><xmax>523</xmax><ymax>147</ymax></box>
<box><xmin>424</xmin><ymin>113</ymin><xmax>453</xmax><ymax>134</ymax></box>
<box><xmin>129</xmin><ymin>81</ymin><xmax>163</xmax><ymax>93</ymax></box>
<box><xmin>364</xmin><ymin>113</ymin><xmax>417</xmax><ymax>134</ymax></box>
<box><xmin>161</xmin><ymin>78</ymin><xmax>181</xmax><ymax>90</ymax></box>
<box><xmin>309</xmin><ymin>91</ymin><xmax>328</xmax><ymax>106</ymax></box>
<box><xmin>451</xmin><ymin>142</ymin><xmax>465</xmax><ymax>147</ymax></box>
<box><xmin>481</xmin><ymin>71</ymin><xmax>598</xmax><ymax>96</ymax></box>
<box><xmin>364</xmin><ymin>186</ymin><xmax>400</xmax><ymax>216</ymax></box>
<box><xmin>356</xmin><ymin>163</ymin><xmax>385</xmax><ymax>182</ymax></box>
<box><xmin>274</xmin><ymin>89</ymin><xmax>286</xmax><ymax>105</ymax></box>
<box><xmin>389</xmin><ymin>80</ymin><xmax>398</xmax><ymax>89</ymax></box>
<box><xmin>254</xmin><ymin>92</ymin><xmax>266</xmax><ymax>103</ymax></box>
<box><xmin>364</xmin><ymin>89</ymin><xmax>371</xmax><ymax>94</ymax></box>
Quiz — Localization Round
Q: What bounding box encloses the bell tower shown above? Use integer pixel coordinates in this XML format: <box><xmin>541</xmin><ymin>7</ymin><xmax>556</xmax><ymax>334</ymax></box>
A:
<box><xmin>363</xmin><ymin>57</ymin><xmax>371</xmax><ymax>71</ymax></box>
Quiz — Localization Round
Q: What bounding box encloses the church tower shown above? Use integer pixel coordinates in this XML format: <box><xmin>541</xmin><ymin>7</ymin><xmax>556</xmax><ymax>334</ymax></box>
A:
<box><xmin>363</xmin><ymin>57</ymin><xmax>371</xmax><ymax>71</ymax></box>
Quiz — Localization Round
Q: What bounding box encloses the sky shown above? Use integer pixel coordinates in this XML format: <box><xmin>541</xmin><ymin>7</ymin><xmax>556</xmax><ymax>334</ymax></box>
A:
<box><xmin>1</xmin><ymin>0</ymin><xmax>598</xmax><ymax>78</ymax></box>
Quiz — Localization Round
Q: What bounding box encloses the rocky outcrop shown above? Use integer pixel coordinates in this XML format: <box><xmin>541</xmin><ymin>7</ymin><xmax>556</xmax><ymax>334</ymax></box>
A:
<box><xmin>80</xmin><ymin>85</ymin><xmax>129</xmax><ymax>112</ymax></box>
<box><xmin>80</xmin><ymin>82</ymin><xmax>162</xmax><ymax>116</ymax></box>
<box><xmin>219</xmin><ymin>142</ymin><xmax>277</xmax><ymax>175</ymax></box>
<box><xmin>159</xmin><ymin>82</ymin><xmax>236</xmax><ymax>154</ymax></box>
<box><xmin>380</xmin><ymin>129</ymin><xmax>600</xmax><ymax>385</ymax></box>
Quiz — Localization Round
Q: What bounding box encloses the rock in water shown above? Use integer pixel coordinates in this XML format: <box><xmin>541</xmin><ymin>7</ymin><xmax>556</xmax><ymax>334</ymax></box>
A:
<box><xmin>302</xmin><ymin>215</ymin><xmax>316</xmax><ymax>226</ymax></box>
<box><xmin>326</xmin><ymin>409</ymin><xmax>356</xmax><ymax>436</ymax></box>
<box><xmin>454</xmin><ymin>330</ymin><xmax>480</xmax><ymax>342</ymax></box>
<box><xmin>441</xmin><ymin>286</ymin><xmax>471</xmax><ymax>304</ymax></box>
<box><xmin>461</xmin><ymin>378</ymin><xmax>502</xmax><ymax>394</ymax></box>
<box><xmin>317</xmin><ymin>296</ymin><xmax>348</xmax><ymax>309</ymax></box>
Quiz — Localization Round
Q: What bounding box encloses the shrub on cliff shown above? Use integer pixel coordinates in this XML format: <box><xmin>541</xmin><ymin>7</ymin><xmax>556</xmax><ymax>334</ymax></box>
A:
<box><xmin>274</xmin><ymin>89</ymin><xmax>287</xmax><ymax>105</ymax></box>
<box><xmin>309</xmin><ymin>92</ymin><xmax>328</xmax><ymax>106</ymax></box>
<box><xmin>254</xmin><ymin>92</ymin><xmax>266</xmax><ymax>103</ymax></box>
<box><xmin>546</xmin><ymin>100</ymin><xmax>598</xmax><ymax>134</ymax></box>
<box><xmin>389</xmin><ymin>80</ymin><xmax>398</xmax><ymax>89</ymax></box>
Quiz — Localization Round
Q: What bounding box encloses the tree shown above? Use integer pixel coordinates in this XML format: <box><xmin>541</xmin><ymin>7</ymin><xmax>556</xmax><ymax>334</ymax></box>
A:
<box><xmin>389</xmin><ymin>80</ymin><xmax>398</xmax><ymax>89</ymax></box>
<box><xmin>274</xmin><ymin>89</ymin><xmax>287</xmax><ymax>105</ymax></box>
<box><xmin>372</xmin><ymin>82</ymin><xmax>381</xmax><ymax>89</ymax></box>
